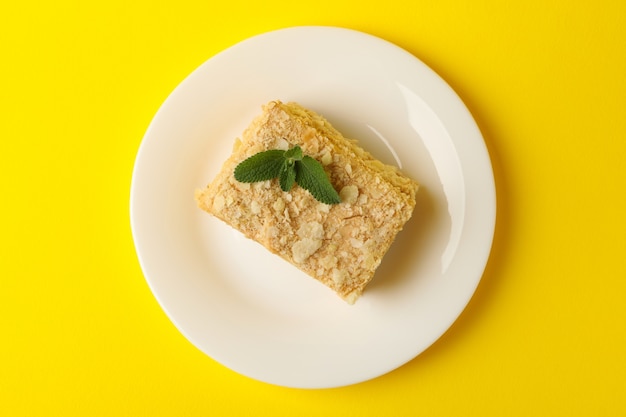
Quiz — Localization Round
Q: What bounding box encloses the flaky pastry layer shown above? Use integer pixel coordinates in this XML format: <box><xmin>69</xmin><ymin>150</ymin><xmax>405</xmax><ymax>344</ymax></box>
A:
<box><xmin>195</xmin><ymin>101</ymin><xmax>418</xmax><ymax>303</ymax></box>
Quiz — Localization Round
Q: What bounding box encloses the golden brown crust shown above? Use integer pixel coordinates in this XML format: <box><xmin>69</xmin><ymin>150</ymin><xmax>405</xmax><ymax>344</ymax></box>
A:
<box><xmin>196</xmin><ymin>101</ymin><xmax>418</xmax><ymax>303</ymax></box>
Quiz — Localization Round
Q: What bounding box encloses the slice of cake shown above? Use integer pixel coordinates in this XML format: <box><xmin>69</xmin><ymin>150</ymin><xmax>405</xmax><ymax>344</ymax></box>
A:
<box><xmin>195</xmin><ymin>100</ymin><xmax>418</xmax><ymax>304</ymax></box>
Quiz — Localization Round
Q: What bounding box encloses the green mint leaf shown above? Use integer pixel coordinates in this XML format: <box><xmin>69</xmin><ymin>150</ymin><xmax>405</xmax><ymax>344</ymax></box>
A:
<box><xmin>233</xmin><ymin>145</ymin><xmax>340</xmax><ymax>205</ymax></box>
<box><xmin>234</xmin><ymin>149</ymin><xmax>285</xmax><ymax>183</ymax></box>
<box><xmin>284</xmin><ymin>145</ymin><xmax>303</xmax><ymax>161</ymax></box>
<box><xmin>279</xmin><ymin>160</ymin><xmax>296</xmax><ymax>191</ymax></box>
<box><xmin>295</xmin><ymin>156</ymin><xmax>341</xmax><ymax>205</ymax></box>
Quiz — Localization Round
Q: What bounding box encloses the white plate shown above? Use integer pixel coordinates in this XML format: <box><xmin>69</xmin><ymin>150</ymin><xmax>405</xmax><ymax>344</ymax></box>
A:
<box><xmin>131</xmin><ymin>26</ymin><xmax>495</xmax><ymax>389</ymax></box>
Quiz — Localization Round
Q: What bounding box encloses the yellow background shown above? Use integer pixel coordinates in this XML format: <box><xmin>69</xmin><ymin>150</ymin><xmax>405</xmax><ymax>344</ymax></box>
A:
<box><xmin>2</xmin><ymin>0</ymin><xmax>625</xmax><ymax>415</ymax></box>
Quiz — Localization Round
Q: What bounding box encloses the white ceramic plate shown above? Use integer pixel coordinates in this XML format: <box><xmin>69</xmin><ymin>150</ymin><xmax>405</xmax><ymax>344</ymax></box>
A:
<box><xmin>131</xmin><ymin>26</ymin><xmax>495</xmax><ymax>389</ymax></box>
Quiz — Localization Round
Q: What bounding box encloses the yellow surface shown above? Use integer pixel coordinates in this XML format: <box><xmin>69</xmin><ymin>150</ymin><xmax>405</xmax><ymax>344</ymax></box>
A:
<box><xmin>2</xmin><ymin>0</ymin><xmax>625</xmax><ymax>415</ymax></box>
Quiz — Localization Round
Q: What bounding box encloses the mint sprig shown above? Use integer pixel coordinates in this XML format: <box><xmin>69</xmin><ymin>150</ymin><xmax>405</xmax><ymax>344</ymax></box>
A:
<box><xmin>234</xmin><ymin>145</ymin><xmax>341</xmax><ymax>205</ymax></box>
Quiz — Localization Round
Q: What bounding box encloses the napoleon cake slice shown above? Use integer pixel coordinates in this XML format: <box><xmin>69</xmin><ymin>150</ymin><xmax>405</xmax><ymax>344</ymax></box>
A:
<box><xmin>195</xmin><ymin>100</ymin><xmax>418</xmax><ymax>304</ymax></box>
